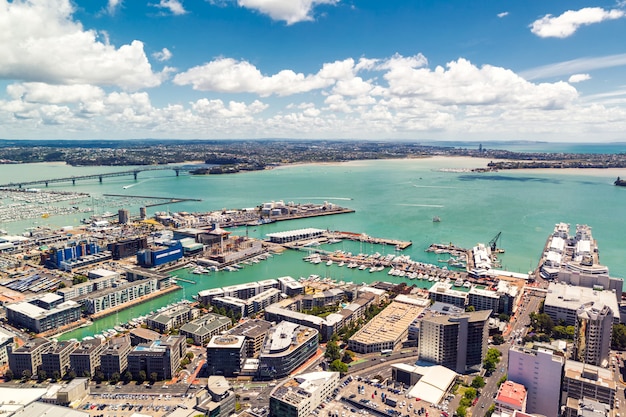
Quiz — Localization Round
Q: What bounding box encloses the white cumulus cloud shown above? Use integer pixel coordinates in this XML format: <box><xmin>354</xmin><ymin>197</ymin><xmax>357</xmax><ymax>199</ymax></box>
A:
<box><xmin>153</xmin><ymin>48</ymin><xmax>173</xmax><ymax>62</ymax></box>
<box><xmin>0</xmin><ymin>0</ymin><xmax>164</xmax><ymax>90</ymax></box>
<box><xmin>104</xmin><ymin>0</ymin><xmax>123</xmax><ymax>16</ymax></box>
<box><xmin>173</xmin><ymin>57</ymin><xmax>357</xmax><ymax>96</ymax></box>
<box><xmin>497</xmin><ymin>11</ymin><xmax>509</xmax><ymax>18</ymax></box>
<box><xmin>237</xmin><ymin>0</ymin><xmax>340</xmax><ymax>25</ymax></box>
<box><xmin>568</xmin><ymin>73</ymin><xmax>591</xmax><ymax>83</ymax></box>
<box><xmin>152</xmin><ymin>0</ymin><xmax>187</xmax><ymax>15</ymax></box>
<box><xmin>530</xmin><ymin>7</ymin><xmax>625</xmax><ymax>38</ymax></box>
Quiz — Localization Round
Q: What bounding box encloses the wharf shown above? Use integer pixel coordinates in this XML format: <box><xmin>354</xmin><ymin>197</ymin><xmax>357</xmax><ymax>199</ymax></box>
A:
<box><xmin>327</xmin><ymin>231</ymin><xmax>412</xmax><ymax>249</ymax></box>
<box><xmin>103</xmin><ymin>194</ymin><xmax>202</xmax><ymax>208</ymax></box>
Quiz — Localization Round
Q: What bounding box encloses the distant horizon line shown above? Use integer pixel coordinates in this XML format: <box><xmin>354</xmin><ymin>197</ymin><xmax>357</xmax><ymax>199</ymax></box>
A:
<box><xmin>3</xmin><ymin>138</ymin><xmax>626</xmax><ymax>144</ymax></box>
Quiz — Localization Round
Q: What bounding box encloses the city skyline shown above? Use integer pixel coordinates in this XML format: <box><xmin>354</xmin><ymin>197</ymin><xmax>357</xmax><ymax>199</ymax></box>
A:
<box><xmin>1</xmin><ymin>0</ymin><xmax>626</xmax><ymax>141</ymax></box>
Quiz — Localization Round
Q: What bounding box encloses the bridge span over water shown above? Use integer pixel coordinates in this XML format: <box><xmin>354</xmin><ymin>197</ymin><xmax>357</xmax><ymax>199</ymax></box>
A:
<box><xmin>0</xmin><ymin>166</ymin><xmax>193</xmax><ymax>189</ymax></box>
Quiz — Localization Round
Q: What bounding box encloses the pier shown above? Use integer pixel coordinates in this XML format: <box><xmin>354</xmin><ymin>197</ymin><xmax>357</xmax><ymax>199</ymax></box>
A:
<box><xmin>103</xmin><ymin>193</ymin><xmax>202</xmax><ymax>207</ymax></box>
<box><xmin>0</xmin><ymin>166</ymin><xmax>194</xmax><ymax>189</ymax></box>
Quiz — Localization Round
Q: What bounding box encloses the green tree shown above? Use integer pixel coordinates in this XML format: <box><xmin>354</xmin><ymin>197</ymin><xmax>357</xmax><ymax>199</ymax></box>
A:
<box><xmin>456</xmin><ymin>406</ymin><xmax>467</xmax><ymax>417</ymax></box>
<box><xmin>186</xmin><ymin>338</ymin><xmax>195</xmax><ymax>346</ymax></box>
<box><xmin>110</xmin><ymin>372</ymin><xmax>120</xmax><ymax>384</ymax></box>
<box><xmin>485</xmin><ymin>404</ymin><xmax>496</xmax><ymax>417</ymax></box>
<box><xmin>186</xmin><ymin>352</ymin><xmax>194</xmax><ymax>360</ymax></box>
<box><xmin>342</xmin><ymin>350</ymin><xmax>355</xmax><ymax>364</ymax></box>
<box><xmin>137</xmin><ymin>370</ymin><xmax>146</xmax><ymax>384</ymax></box>
<box><xmin>94</xmin><ymin>371</ymin><xmax>105</xmax><ymax>383</ymax></box>
<box><xmin>465</xmin><ymin>305</ymin><xmax>475</xmax><ymax>312</ymax></box>
<box><xmin>22</xmin><ymin>369</ymin><xmax>32</xmax><ymax>381</ymax></box>
<box><xmin>612</xmin><ymin>323</ymin><xmax>626</xmax><ymax>350</ymax></box>
<box><xmin>463</xmin><ymin>387</ymin><xmax>477</xmax><ymax>401</ymax></box>
<box><xmin>329</xmin><ymin>359</ymin><xmax>348</xmax><ymax>373</ymax></box>
<box><xmin>498</xmin><ymin>313</ymin><xmax>510</xmax><ymax>322</ymax></box>
<box><xmin>66</xmin><ymin>370</ymin><xmax>77</xmax><ymax>381</ymax></box>
<box><xmin>471</xmin><ymin>376</ymin><xmax>485</xmax><ymax>389</ymax></box>
<box><xmin>325</xmin><ymin>339</ymin><xmax>341</xmax><ymax>362</ymax></box>
<box><xmin>498</xmin><ymin>374</ymin><xmax>508</xmax><ymax>387</ymax></box>
<box><xmin>150</xmin><ymin>372</ymin><xmax>159</xmax><ymax>383</ymax></box>
<box><xmin>459</xmin><ymin>397</ymin><xmax>472</xmax><ymax>408</ymax></box>
<box><xmin>4</xmin><ymin>369</ymin><xmax>14</xmax><ymax>381</ymax></box>
<box><xmin>37</xmin><ymin>369</ymin><xmax>47</xmax><ymax>382</ymax></box>
<box><xmin>123</xmin><ymin>371</ymin><xmax>133</xmax><ymax>383</ymax></box>
<box><xmin>492</xmin><ymin>334</ymin><xmax>505</xmax><ymax>345</ymax></box>
<box><xmin>51</xmin><ymin>371</ymin><xmax>60</xmax><ymax>382</ymax></box>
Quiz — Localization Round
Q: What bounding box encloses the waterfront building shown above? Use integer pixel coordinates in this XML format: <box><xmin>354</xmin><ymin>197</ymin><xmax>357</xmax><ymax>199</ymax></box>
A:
<box><xmin>136</xmin><ymin>241</ymin><xmax>183</xmax><ymax>268</ymax></box>
<box><xmin>0</xmin><ymin>327</ymin><xmax>15</xmax><ymax>366</ymax></box>
<box><xmin>198</xmin><ymin>288</ymin><xmax>225</xmax><ymax>305</ymax></box>
<box><xmin>349</xmin><ymin>299</ymin><xmax>426</xmax><ymax>354</ymax></box>
<box><xmin>206</xmin><ymin>335</ymin><xmax>247</xmax><ymax>377</ymax></box>
<box><xmin>269</xmin><ymin>372</ymin><xmax>339</xmax><ymax>417</ymax></box>
<box><xmin>302</xmin><ymin>288</ymin><xmax>345</xmax><ymax>310</ymax></box>
<box><xmin>495</xmin><ymin>381</ymin><xmax>527</xmax><ymax>414</ymax></box>
<box><xmin>69</xmin><ymin>338</ymin><xmax>107</xmax><ymax>378</ymax></box>
<box><xmin>258</xmin><ymin>321</ymin><xmax>318</xmax><ymax>379</ymax></box>
<box><xmin>428</xmin><ymin>281</ymin><xmax>469</xmax><ymax>309</ymax></box>
<box><xmin>129</xmin><ymin>328</ymin><xmax>160</xmax><ymax>345</ymax></box>
<box><xmin>496</xmin><ymin>280</ymin><xmax>520</xmax><ymax>316</ymax></box>
<box><xmin>196</xmin><ymin>375</ymin><xmax>236</xmax><ymax>417</ymax></box>
<box><xmin>45</xmin><ymin>239</ymin><xmax>102</xmax><ymax>270</ymax></box>
<box><xmin>211</xmin><ymin>296</ymin><xmax>248</xmax><ymax>317</ymax></box>
<box><xmin>508</xmin><ymin>345</ymin><xmax>565</xmax><ymax>417</ymax></box>
<box><xmin>540</xmin><ymin>223</ymin><xmax>623</xmax><ymax>299</ymax></box>
<box><xmin>562</xmin><ymin>360</ymin><xmax>616</xmax><ymax>409</ymax></box>
<box><xmin>418</xmin><ymin>310</ymin><xmax>490</xmax><ymax>373</ymax></box>
<box><xmin>544</xmin><ymin>283</ymin><xmax>620</xmax><ymax>326</ymax></box>
<box><xmin>266</xmin><ymin>228</ymin><xmax>325</xmax><ymax>244</ymax></box>
<box><xmin>573</xmin><ymin>303</ymin><xmax>613</xmax><ymax>367</ymax></box>
<box><xmin>124</xmin><ymin>267</ymin><xmax>172</xmax><ymax>289</ymax></box>
<box><xmin>57</xmin><ymin>274</ymin><xmax>117</xmax><ymax>302</ymax></box>
<box><xmin>109</xmin><ymin>236</ymin><xmax>147</xmax><ymax>260</ymax></box>
<box><xmin>5</xmin><ymin>295</ymin><xmax>81</xmax><ymax>333</ymax></box>
<box><xmin>179</xmin><ymin>313</ymin><xmax>231</xmax><ymax>346</ymax></box>
<box><xmin>146</xmin><ymin>303</ymin><xmax>199</xmax><ymax>333</ymax></box>
<box><xmin>100</xmin><ymin>335</ymin><xmax>131</xmax><ymax>379</ymax></box>
<box><xmin>77</xmin><ymin>277</ymin><xmax>158</xmax><ymax>315</ymax></box>
<box><xmin>127</xmin><ymin>335</ymin><xmax>186</xmax><ymax>380</ymax></box>
<box><xmin>277</xmin><ymin>276</ymin><xmax>304</xmax><ymax>296</ymax></box>
<box><xmin>227</xmin><ymin>319</ymin><xmax>273</xmax><ymax>358</ymax></box>
<box><xmin>41</xmin><ymin>340</ymin><xmax>77</xmax><ymax>379</ymax></box>
<box><xmin>7</xmin><ymin>337</ymin><xmax>53</xmax><ymax>377</ymax></box>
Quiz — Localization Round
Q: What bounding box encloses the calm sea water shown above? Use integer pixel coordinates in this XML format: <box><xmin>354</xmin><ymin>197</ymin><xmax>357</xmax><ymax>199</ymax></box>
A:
<box><xmin>1</xmin><ymin>150</ymin><xmax>625</xmax><ymax>340</ymax></box>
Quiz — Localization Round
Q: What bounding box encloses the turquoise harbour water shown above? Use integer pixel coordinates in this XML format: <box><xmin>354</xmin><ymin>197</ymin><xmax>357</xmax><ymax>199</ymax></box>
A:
<box><xmin>1</xmin><ymin>153</ymin><xmax>625</xmax><ymax>340</ymax></box>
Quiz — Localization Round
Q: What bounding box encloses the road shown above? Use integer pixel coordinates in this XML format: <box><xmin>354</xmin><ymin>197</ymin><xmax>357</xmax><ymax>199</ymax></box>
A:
<box><xmin>470</xmin><ymin>291</ymin><xmax>543</xmax><ymax>417</ymax></box>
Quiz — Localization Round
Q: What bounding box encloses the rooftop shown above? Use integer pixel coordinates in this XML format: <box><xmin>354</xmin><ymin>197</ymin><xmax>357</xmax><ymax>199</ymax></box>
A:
<box><xmin>496</xmin><ymin>381</ymin><xmax>527</xmax><ymax>409</ymax></box>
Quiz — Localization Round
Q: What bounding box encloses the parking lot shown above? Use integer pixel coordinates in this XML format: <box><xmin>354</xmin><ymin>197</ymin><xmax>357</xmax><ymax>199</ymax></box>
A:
<box><xmin>309</xmin><ymin>374</ymin><xmax>452</xmax><ymax>417</ymax></box>
<box><xmin>78</xmin><ymin>391</ymin><xmax>195</xmax><ymax>417</ymax></box>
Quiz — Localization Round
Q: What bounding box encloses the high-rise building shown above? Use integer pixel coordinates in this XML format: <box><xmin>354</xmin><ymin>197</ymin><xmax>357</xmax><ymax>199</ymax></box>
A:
<box><xmin>127</xmin><ymin>335</ymin><xmax>185</xmax><ymax>380</ymax></box>
<box><xmin>100</xmin><ymin>336</ymin><xmax>131</xmax><ymax>379</ymax></box>
<box><xmin>206</xmin><ymin>335</ymin><xmax>247</xmax><ymax>377</ymax></box>
<box><xmin>69</xmin><ymin>338</ymin><xmax>107</xmax><ymax>378</ymax></box>
<box><xmin>562</xmin><ymin>360</ymin><xmax>616</xmax><ymax>409</ymax></box>
<box><xmin>118</xmin><ymin>209</ymin><xmax>129</xmax><ymax>224</ymax></box>
<box><xmin>418</xmin><ymin>310</ymin><xmax>490</xmax><ymax>373</ymax></box>
<box><xmin>508</xmin><ymin>345</ymin><xmax>565</xmax><ymax>417</ymax></box>
<box><xmin>573</xmin><ymin>302</ymin><xmax>613</xmax><ymax>367</ymax></box>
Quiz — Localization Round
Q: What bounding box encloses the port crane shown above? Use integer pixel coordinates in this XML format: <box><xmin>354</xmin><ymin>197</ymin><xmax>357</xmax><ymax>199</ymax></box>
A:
<box><xmin>489</xmin><ymin>232</ymin><xmax>505</xmax><ymax>253</ymax></box>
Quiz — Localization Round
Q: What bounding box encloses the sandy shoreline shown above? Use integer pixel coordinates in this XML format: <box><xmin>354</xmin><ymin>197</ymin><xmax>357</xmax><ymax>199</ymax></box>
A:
<box><xmin>273</xmin><ymin>156</ymin><xmax>626</xmax><ymax>178</ymax></box>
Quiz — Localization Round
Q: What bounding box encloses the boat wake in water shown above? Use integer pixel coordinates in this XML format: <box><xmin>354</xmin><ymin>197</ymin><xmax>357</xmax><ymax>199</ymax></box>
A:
<box><xmin>397</xmin><ymin>203</ymin><xmax>445</xmax><ymax>208</ymax></box>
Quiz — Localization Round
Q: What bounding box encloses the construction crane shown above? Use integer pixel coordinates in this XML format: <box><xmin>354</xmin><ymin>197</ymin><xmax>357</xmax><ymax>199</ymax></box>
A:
<box><xmin>489</xmin><ymin>232</ymin><xmax>505</xmax><ymax>253</ymax></box>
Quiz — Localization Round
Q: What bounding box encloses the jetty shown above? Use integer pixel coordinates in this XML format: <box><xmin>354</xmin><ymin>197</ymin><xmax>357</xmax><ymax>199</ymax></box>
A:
<box><xmin>103</xmin><ymin>193</ymin><xmax>202</xmax><ymax>207</ymax></box>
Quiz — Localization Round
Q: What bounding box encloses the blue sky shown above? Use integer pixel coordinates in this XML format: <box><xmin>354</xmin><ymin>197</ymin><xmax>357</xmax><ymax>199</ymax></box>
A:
<box><xmin>1</xmin><ymin>0</ymin><xmax>626</xmax><ymax>142</ymax></box>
